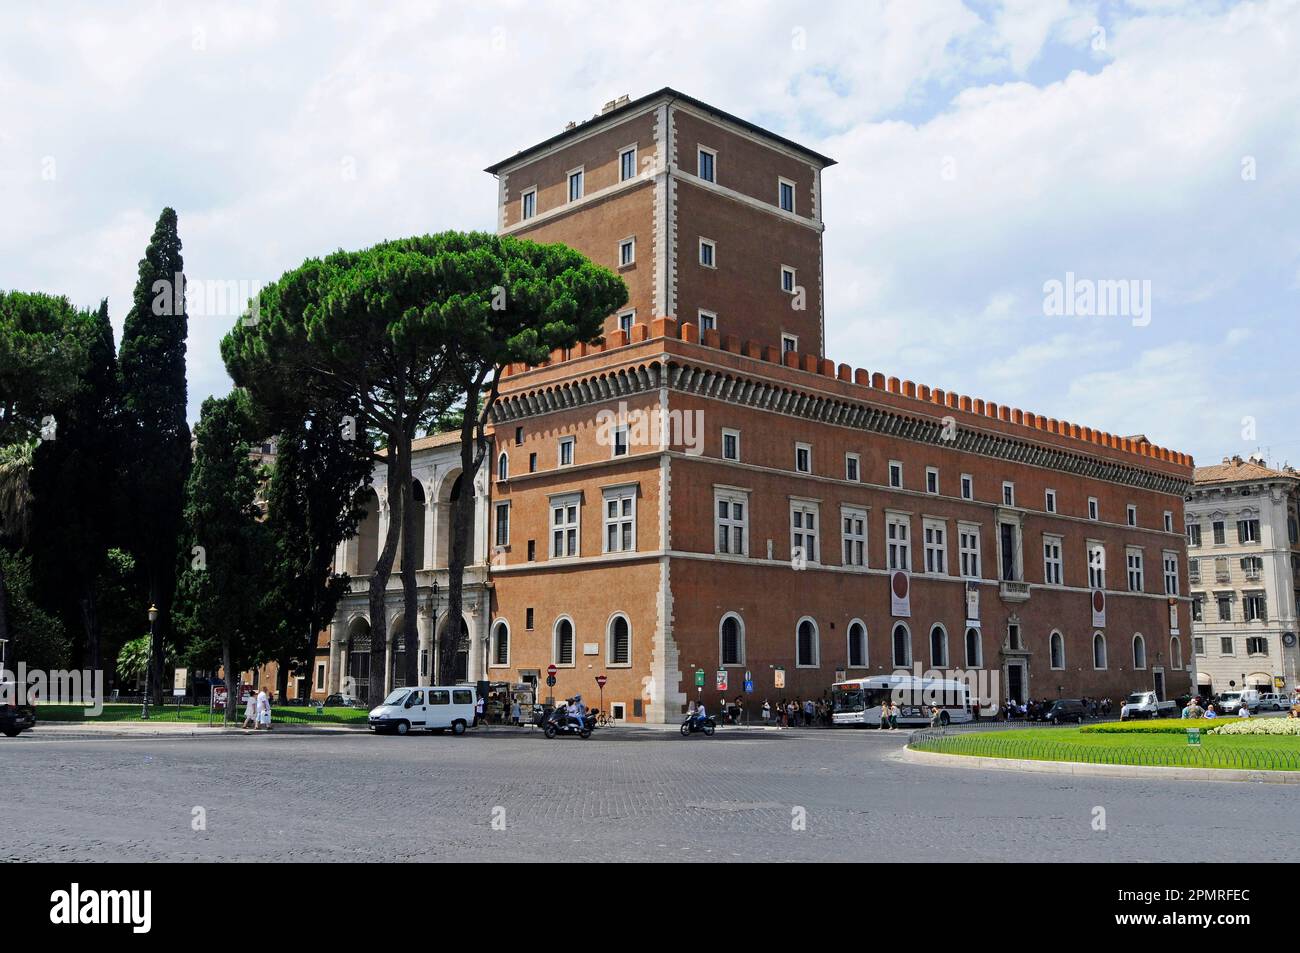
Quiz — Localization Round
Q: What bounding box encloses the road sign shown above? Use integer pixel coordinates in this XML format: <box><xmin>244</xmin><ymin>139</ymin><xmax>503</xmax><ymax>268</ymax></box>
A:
<box><xmin>595</xmin><ymin>675</ymin><xmax>607</xmax><ymax>688</ymax></box>
<box><xmin>743</xmin><ymin>679</ymin><xmax>754</xmax><ymax>693</ymax></box>
<box><xmin>774</xmin><ymin>667</ymin><xmax>785</xmax><ymax>689</ymax></box>
<box><xmin>172</xmin><ymin>667</ymin><xmax>188</xmax><ymax>698</ymax></box>
<box><xmin>547</xmin><ymin>664</ymin><xmax>558</xmax><ymax>677</ymax></box>
<box><xmin>716</xmin><ymin>670</ymin><xmax>728</xmax><ymax>692</ymax></box>
<box><xmin>546</xmin><ymin>675</ymin><xmax>556</xmax><ymax>687</ymax></box>
<box><xmin>694</xmin><ymin>669</ymin><xmax>705</xmax><ymax>688</ymax></box>
<box><xmin>1186</xmin><ymin>727</ymin><xmax>1201</xmax><ymax>746</ymax></box>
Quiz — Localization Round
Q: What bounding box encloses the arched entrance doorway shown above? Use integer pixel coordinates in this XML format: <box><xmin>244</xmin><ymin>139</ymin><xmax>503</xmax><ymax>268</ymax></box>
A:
<box><xmin>345</xmin><ymin>617</ymin><xmax>372</xmax><ymax>702</ymax></box>
<box><xmin>390</xmin><ymin>613</ymin><xmax>407</xmax><ymax>690</ymax></box>
<box><xmin>436</xmin><ymin>615</ymin><xmax>471</xmax><ymax>683</ymax></box>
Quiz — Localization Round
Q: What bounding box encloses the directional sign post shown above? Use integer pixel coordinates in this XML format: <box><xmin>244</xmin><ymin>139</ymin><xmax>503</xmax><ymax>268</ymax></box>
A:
<box><xmin>546</xmin><ymin>664</ymin><xmax>558</xmax><ymax>705</ymax></box>
<box><xmin>595</xmin><ymin>674</ymin><xmax>607</xmax><ymax>724</ymax></box>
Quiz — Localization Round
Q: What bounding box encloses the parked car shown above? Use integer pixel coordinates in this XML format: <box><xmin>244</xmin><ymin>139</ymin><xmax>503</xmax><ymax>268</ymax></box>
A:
<box><xmin>1041</xmin><ymin>699</ymin><xmax>1088</xmax><ymax>724</ymax></box>
<box><xmin>1216</xmin><ymin>690</ymin><xmax>1260</xmax><ymax>714</ymax></box>
<box><xmin>1120</xmin><ymin>691</ymin><xmax>1177</xmax><ymax>720</ymax></box>
<box><xmin>1257</xmin><ymin>692</ymin><xmax>1289</xmax><ymax>712</ymax></box>
<box><xmin>324</xmin><ymin>693</ymin><xmax>361</xmax><ymax>708</ymax></box>
<box><xmin>368</xmin><ymin>685</ymin><xmax>476</xmax><ymax>736</ymax></box>
<box><xmin>1</xmin><ymin>683</ymin><xmax>36</xmax><ymax>737</ymax></box>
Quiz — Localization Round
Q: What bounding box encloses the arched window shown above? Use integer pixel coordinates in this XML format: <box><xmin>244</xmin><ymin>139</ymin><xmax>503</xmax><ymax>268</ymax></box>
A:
<box><xmin>1093</xmin><ymin>632</ymin><xmax>1107</xmax><ymax>670</ymax></box>
<box><xmin>720</xmin><ymin>614</ymin><xmax>744</xmax><ymax>666</ymax></box>
<box><xmin>847</xmin><ymin>620</ymin><xmax>867</xmax><ymax>668</ymax></box>
<box><xmin>491</xmin><ymin>620</ymin><xmax>509</xmax><ymax>667</ymax></box>
<box><xmin>929</xmin><ymin>625</ymin><xmax>948</xmax><ymax>667</ymax></box>
<box><xmin>964</xmin><ymin>627</ymin><xmax>981</xmax><ymax>668</ymax></box>
<box><xmin>892</xmin><ymin>623</ymin><xmax>911</xmax><ymax>668</ymax></box>
<box><xmin>1049</xmin><ymin>631</ymin><xmax>1065</xmax><ymax>669</ymax></box>
<box><xmin>497</xmin><ymin>452</ymin><xmax>509</xmax><ymax>481</ymax></box>
<box><xmin>1170</xmin><ymin>636</ymin><xmax>1183</xmax><ymax>671</ymax></box>
<box><xmin>607</xmin><ymin>614</ymin><xmax>631</xmax><ymax>666</ymax></box>
<box><xmin>554</xmin><ymin>617</ymin><xmax>575</xmax><ymax>666</ymax></box>
<box><xmin>1132</xmin><ymin>633</ymin><xmax>1147</xmax><ymax>670</ymax></box>
<box><xmin>796</xmin><ymin>617</ymin><xmax>819</xmax><ymax>667</ymax></box>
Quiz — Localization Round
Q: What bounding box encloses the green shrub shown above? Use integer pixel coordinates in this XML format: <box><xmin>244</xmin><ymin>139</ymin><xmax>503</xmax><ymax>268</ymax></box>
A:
<box><xmin>1081</xmin><ymin>721</ymin><xmax>1195</xmax><ymax>734</ymax></box>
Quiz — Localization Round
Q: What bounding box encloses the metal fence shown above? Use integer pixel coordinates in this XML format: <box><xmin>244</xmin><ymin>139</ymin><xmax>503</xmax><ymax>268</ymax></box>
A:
<box><xmin>908</xmin><ymin>728</ymin><xmax>1300</xmax><ymax>771</ymax></box>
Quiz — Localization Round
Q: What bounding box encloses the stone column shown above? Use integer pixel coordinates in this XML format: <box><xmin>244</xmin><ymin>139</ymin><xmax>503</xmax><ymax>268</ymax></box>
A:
<box><xmin>329</xmin><ymin>620</ymin><xmax>346</xmax><ymax>695</ymax></box>
<box><xmin>418</xmin><ymin>611</ymin><xmax>434</xmax><ymax>687</ymax></box>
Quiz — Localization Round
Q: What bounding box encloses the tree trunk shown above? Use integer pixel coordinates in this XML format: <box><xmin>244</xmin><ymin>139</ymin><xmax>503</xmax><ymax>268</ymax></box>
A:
<box><xmin>276</xmin><ymin>653</ymin><xmax>290</xmax><ymax>701</ymax></box>
<box><xmin>397</xmin><ymin>435</ymin><xmax>421</xmax><ymax>688</ymax></box>
<box><xmin>0</xmin><ymin>558</ymin><xmax>9</xmax><ymax>675</ymax></box>
<box><xmin>367</xmin><ymin>444</ymin><xmax>402</xmax><ymax>704</ymax></box>
<box><xmin>221</xmin><ymin>637</ymin><xmax>236</xmax><ymax>724</ymax></box>
<box><xmin>439</xmin><ymin>390</ymin><xmax>481</xmax><ymax>686</ymax></box>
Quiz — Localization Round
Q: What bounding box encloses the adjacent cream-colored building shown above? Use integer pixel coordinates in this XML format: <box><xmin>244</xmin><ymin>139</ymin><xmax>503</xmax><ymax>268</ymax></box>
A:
<box><xmin>1186</xmin><ymin>455</ymin><xmax>1300</xmax><ymax>697</ymax></box>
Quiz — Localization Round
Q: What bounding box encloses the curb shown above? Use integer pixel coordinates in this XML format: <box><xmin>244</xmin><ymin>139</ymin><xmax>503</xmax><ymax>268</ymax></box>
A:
<box><xmin>25</xmin><ymin>724</ymin><xmax>370</xmax><ymax>740</ymax></box>
<box><xmin>896</xmin><ymin>744</ymin><xmax>1300</xmax><ymax>784</ymax></box>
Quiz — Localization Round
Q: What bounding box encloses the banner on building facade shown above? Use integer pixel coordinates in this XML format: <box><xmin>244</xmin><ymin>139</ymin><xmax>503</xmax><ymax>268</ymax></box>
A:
<box><xmin>965</xmin><ymin>581</ymin><xmax>980</xmax><ymax>627</ymax></box>
<box><xmin>1168</xmin><ymin>601</ymin><xmax>1179</xmax><ymax>636</ymax></box>
<box><xmin>891</xmin><ymin>570</ymin><xmax>911</xmax><ymax>618</ymax></box>
<box><xmin>1092</xmin><ymin>589</ymin><xmax>1106</xmax><ymax>628</ymax></box>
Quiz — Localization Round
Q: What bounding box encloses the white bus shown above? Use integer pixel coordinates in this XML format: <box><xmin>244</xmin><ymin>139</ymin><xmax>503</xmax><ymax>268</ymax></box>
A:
<box><xmin>831</xmin><ymin>675</ymin><xmax>973</xmax><ymax>727</ymax></box>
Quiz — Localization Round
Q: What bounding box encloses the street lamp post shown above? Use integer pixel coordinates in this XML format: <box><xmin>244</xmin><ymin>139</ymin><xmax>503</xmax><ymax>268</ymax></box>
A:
<box><xmin>141</xmin><ymin>603</ymin><xmax>158</xmax><ymax>719</ymax></box>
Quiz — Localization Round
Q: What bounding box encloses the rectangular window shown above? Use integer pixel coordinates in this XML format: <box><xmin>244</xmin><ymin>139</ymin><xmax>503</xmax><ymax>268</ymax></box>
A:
<box><xmin>315</xmin><ymin>663</ymin><xmax>326</xmax><ymax>691</ymax></box>
<box><xmin>888</xmin><ymin>461</ymin><xmax>903</xmax><ymax>488</ymax></box>
<box><xmin>698</xmin><ymin>309</ymin><xmax>717</xmax><ymax>333</ymax></box>
<box><xmin>1244</xmin><ymin>593</ymin><xmax>1267</xmax><ymax>622</ymax></box>
<box><xmin>618</xmin><ymin>310</ymin><xmax>635</xmax><ymax>335</ymax></box>
<box><xmin>794</xmin><ymin>442</ymin><xmax>812</xmax><ymax>474</ymax></box>
<box><xmin>1189</xmin><ymin>557</ymin><xmax>1200</xmax><ymax>583</ymax></box>
<box><xmin>1212</xmin><ymin>520</ymin><xmax>1226</xmax><ymax>544</ymax></box>
<box><xmin>959</xmin><ymin>524</ymin><xmax>981</xmax><ymax>578</ymax></box>
<box><xmin>1043</xmin><ymin>535</ymin><xmax>1063</xmax><ymax>585</ymax></box>
<box><xmin>602</xmin><ymin>486</ymin><xmax>636</xmax><ymax>554</ymax></box>
<box><xmin>886</xmin><ymin>514</ymin><xmax>910</xmax><ymax>571</ymax></box>
<box><xmin>1088</xmin><ymin>497</ymin><xmax>1099</xmax><ymax>521</ymax></box>
<box><xmin>1163</xmin><ymin>510</ymin><xmax>1174</xmax><ymax>533</ymax></box>
<box><xmin>781</xmin><ymin>333</ymin><xmax>798</xmax><ymax>354</ymax></box>
<box><xmin>697</xmin><ymin>146</ymin><xmax>716</xmax><ymax>183</ymax></box>
<box><xmin>618</xmin><ymin>237</ymin><xmax>635</xmax><ymax>267</ymax></box>
<box><xmin>791</xmin><ymin>501</ymin><xmax>819</xmax><ymax>565</ymax></box>
<box><xmin>1220</xmin><ymin>634</ymin><xmax>1234</xmax><ymax>654</ymax></box>
<box><xmin>1044</xmin><ymin>489</ymin><xmax>1056</xmax><ymax>514</ymax></box>
<box><xmin>923</xmin><ymin>519</ymin><xmax>947</xmax><ymax>575</ymax></box>
<box><xmin>1217</xmin><ymin>595</ymin><xmax>1232</xmax><ymax>621</ymax></box>
<box><xmin>528</xmin><ymin>452</ymin><xmax>537</xmax><ymax>473</ymax></box>
<box><xmin>778</xmin><ymin>178</ymin><xmax>795</xmax><ymax>213</ymax></box>
<box><xmin>1126</xmin><ymin>548</ymin><xmax>1144</xmax><ymax>592</ymax></box>
<box><xmin>1186</xmin><ymin>522</ymin><xmax>1201</xmax><ymax>547</ymax></box>
<box><xmin>1246</xmin><ymin>635</ymin><xmax>1268</xmax><ymax>655</ymax></box>
<box><xmin>1126</xmin><ymin>504</ymin><xmax>1137</xmax><ymax>527</ymax></box>
<box><xmin>698</xmin><ymin>237</ymin><xmax>716</xmax><ymax>268</ymax></box>
<box><xmin>845</xmin><ymin>453</ymin><xmax>860</xmax><ymax>482</ymax></box>
<box><xmin>514</xmin><ymin>425</ymin><xmax>523</xmax><ymax>446</ymax></box>
<box><xmin>722</xmin><ymin>428</ymin><xmax>740</xmax><ymax>462</ymax></box>
<box><xmin>1088</xmin><ymin>542</ymin><xmax>1106</xmax><ymax>589</ymax></box>
<box><xmin>527</xmin><ymin>539</ymin><xmax>535</xmax><ymax>561</ymax></box>
<box><xmin>521</xmin><ymin>188</ymin><xmax>536</xmax><ymax>220</ymax></box>
<box><xmin>526</xmin><ymin>607</ymin><xmax>534</xmax><ymax>630</ymax></box>
<box><xmin>715</xmin><ymin>490</ymin><xmax>748</xmax><ymax>556</ymax></box>
<box><xmin>960</xmin><ymin>474</ymin><xmax>973</xmax><ymax>500</ymax></box>
<box><xmin>842</xmin><ymin>507</ymin><xmax>867</xmax><ymax>568</ymax></box>
<box><xmin>1238</xmin><ymin>518</ymin><xmax>1260</xmax><ymax>543</ymax></box>
<box><xmin>1163</xmin><ymin>552</ymin><xmax>1179</xmax><ymax>596</ymax></box>
<box><xmin>1192</xmin><ymin>599</ymin><xmax>1203</xmax><ymax>624</ymax></box>
<box><xmin>1002</xmin><ymin>482</ymin><xmax>1015</xmax><ymax>507</ymax></box>
<box><xmin>925</xmin><ymin>467</ymin><xmax>939</xmax><ymax>495</ymax></box>
<box><xmin>612</xmin><ymin>425</ymin><xmax>629</xmax><ymax>457</ymax></box>
<box><xmin>780</xmin><ymin>265</ymin><xmax>796</xmax><ymax>293</ymax></box>
<box><xmin>619</xmin><ymin>145</ymin><xmax>636</xmax><ymax>182</ymax></box>
<box><xmin>567</xmin><ymin>167</ymin><xmax>584</xmax><ymax>202</ymax></box>
<box><xmin>494</xmin><ymin>501</ymin><xmax>510</xmax><ymax>547</ymax></box>
<box><xmin>549</xmin><ymin>494</ymin><xmax>580</xmax><ymax>558</ymax></box>
<box><xmin>558</xmin><ymin>436</ymin><xmax>575</xmax><ymax>467</ymax></box>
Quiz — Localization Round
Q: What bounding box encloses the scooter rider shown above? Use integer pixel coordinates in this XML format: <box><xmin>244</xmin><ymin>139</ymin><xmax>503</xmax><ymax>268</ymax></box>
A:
<box><xmin>694</xmin><ymin>701</ymin><xmax>708</xmax><ymax>727</ymax></box>
<box><xmin>569</xmin><ymin>694</ymin><xmax>586</xmax><ymax>731</ymax></box>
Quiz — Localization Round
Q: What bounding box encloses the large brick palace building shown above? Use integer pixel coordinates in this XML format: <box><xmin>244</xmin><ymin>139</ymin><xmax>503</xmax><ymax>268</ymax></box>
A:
<box><xmin>322</xmin><ymin>88</ymin><xmax>1196</xmax><ymax>723</ymax></box>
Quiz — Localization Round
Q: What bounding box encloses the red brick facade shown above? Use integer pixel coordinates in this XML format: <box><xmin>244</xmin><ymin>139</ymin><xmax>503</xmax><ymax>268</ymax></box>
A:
<box><xmin>482</xmin><ymin>89</ymin><xmax>1195</xmax><ymax>722</ymax></box>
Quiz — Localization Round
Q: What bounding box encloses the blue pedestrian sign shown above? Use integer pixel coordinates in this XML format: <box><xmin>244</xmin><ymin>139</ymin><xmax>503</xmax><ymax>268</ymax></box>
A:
<box><xmin>744</xmin><ymin>679</ymin><xmax>754</xmax><ymax>693</ymax></box>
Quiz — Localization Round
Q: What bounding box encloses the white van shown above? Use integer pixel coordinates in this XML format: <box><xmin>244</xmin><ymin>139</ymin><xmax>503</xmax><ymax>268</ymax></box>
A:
<box><xmin>368</xmin><ymin>686</ymin><xmax>477</xmax><ymax>735</ymax></box>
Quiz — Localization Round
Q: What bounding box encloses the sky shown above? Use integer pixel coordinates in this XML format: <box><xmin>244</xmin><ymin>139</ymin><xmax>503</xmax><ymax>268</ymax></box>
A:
<box><xmin>1</xmin><ymin>0</ymin><xmax>1297</xmax><ymax>467</ymax></box>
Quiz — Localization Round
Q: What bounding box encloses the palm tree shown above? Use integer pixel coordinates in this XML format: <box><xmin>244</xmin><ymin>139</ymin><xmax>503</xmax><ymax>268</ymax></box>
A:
<box><xmin>0</xmin><ymin>440</ymin><xmax>36</xmax><ymax>650</ymax></box>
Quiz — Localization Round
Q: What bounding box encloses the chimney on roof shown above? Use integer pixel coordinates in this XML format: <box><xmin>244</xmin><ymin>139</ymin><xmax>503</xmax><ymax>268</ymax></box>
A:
<box><xmin>564</xmin><ymin>120</ymin><xmax>577</xmax><ymax>130</ymax></box>
<box><xmin>601</xmin><ymin>94</ymin><xmax>630</xmax><ymax>115</ymax></box>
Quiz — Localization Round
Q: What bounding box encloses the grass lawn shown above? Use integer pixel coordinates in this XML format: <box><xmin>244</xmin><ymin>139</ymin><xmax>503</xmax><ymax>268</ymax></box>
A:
<box><xmin>33</xmin><ymin>703</ymin><xmax>371</xmax><ymax>726</ymax></box>
<box><xmin>912</xmin><ymin>726</ymin><xmax>1300</xmax><ymax>771</ymax></box>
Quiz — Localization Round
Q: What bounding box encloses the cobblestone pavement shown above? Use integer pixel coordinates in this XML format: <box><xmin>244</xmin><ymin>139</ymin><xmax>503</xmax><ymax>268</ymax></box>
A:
<box><xmin>4</xmin><ymin>727</ymin><xmax>1297</xmax><ymax>862</ymax></box>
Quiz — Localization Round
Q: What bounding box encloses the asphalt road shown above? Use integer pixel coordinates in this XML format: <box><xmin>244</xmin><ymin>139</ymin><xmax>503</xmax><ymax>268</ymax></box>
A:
<box><xmin>3</xmin><ymin>726</ymin><xmax>1296</xmax><ymax>862</ymax></box>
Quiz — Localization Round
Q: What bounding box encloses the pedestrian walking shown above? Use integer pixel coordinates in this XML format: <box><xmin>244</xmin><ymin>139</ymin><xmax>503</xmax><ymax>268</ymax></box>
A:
<box><xmin>879</xmin><ymin>700</ymin><xmax>891</xmax><ymax>729</ymax></box>
<box><xmin>888</xmin><ymin>700</ymin><xmax>900</xmax><ymax>729</ymax></box>
<box><xmin>242</xmin><ymin>688</ymin><xmax>257</xmax><ymax>730</ymax></box>
<box><xmin>762</xmin><ymin>699</ymin><xmax>771</xmax><ymax>724</ymax></box>
<box><xmin>474</xmin><ymin>693</ymin><xmax>485</xmax><ymax>727</ymax></box>
<box><xmin>256</xmin><ymin>688</ymin><xmax>271</xmax><ymax>730</ymax></box>
<box><xmin>511</xmin><ymin>699</ymin><xmax>522</xmax><ymax>726</ymax></box>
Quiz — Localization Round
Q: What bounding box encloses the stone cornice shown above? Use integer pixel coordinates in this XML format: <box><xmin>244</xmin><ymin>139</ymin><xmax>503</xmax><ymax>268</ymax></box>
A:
<box><xmin>492</xmin><ymin>355</ymin><xmax>1192</xmax><ymax>497</ymax></box>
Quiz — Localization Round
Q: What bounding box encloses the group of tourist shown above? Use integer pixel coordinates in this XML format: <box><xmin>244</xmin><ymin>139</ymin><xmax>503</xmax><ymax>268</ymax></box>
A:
<box><xmin>241</xmin><ymin>688</ymin><xmax>273</xmax><ymax>730</ymax></box>
<box><xmin>760</xmin><ymin>697</ymin><xmax>834</xmax><ymax>727</ymax></box>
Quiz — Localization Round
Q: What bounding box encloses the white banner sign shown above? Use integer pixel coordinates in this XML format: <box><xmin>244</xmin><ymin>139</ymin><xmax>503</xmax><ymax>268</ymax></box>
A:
<box><xmin>891</xmin><ymin>571</ymin><xmax>911</xmax><ymax>618</ymax></box>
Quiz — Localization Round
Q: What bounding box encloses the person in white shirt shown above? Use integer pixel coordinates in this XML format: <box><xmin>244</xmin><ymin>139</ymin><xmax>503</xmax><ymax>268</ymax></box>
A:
<box><xmin>242</xmin><ymin>689</ymin><xmax>257</xmax><ymax>730</ymax></box>
<box><xmin>256</xmin><ymin>688</ymin><xmax>270</xmax><ymax>730</ymax></box>
<box><xmin>1238</xmin><ymin>702</ymin><xmax>1251</xmax><ymax>718</ymax></box>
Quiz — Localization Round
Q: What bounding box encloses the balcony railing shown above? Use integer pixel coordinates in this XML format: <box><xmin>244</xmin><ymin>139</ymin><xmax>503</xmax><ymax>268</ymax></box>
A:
<box><xmin>999</xmin><ymin>581</ymin><xmax>1031</xmax><ymax>602</ymax></box>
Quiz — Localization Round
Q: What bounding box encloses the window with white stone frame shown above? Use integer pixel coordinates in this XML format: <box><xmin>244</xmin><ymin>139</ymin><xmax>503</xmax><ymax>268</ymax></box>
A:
<box><xmin>791</xmin><ymin>500</ymin><xmax>819</xmax><ymax>566</ymax></box>
<box><xmin>1163</xmin><ymin>551</ymin><xmax>1179</xmax><ymax>595</ymax></box>
<box><xmin>602</xmin><ymin>485</ymin><xmax>636</xmax><ymax>554</ymax></box>
<box><xmin>1042</xmin><ymin>535</ymin><xmax>1063</xmax><ymax>585</ymax></box>
<box><xmin>1126</xmin><ymin>547</ymin><xmax>1144</xmax><ymax>592</ymax></box>
<box><xmin>549</xmin><ymin>493</ymin><xmax>580</xmax><ymax>559</ymax></box>
<box><xmin>886</xmin><ymin>513</ymin><xmax>911</xmax><ymax>571</ymax></box>
<box><xmin>715</xmin><ymin>488</ymin><xmax>748</xmax><ymax>556</ymax></box>
<box><xmin>841</xmin><ymin>506</ymin><xmax>867</xmax><ymax>568</ymax></box>
<box><xmin>958</xmin><ymin>523</ymin><xmax>981</xmax><ymax>578</ymax></box>
<box><xmin>1088</xmin><ymin>541</ymin><xmax>1106</xmax><ymax>589</ymax></box>
<box><xmin>923</xmin><ymin>519</ymin><xmax>947</xmax><ymax>574</ymax></box>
